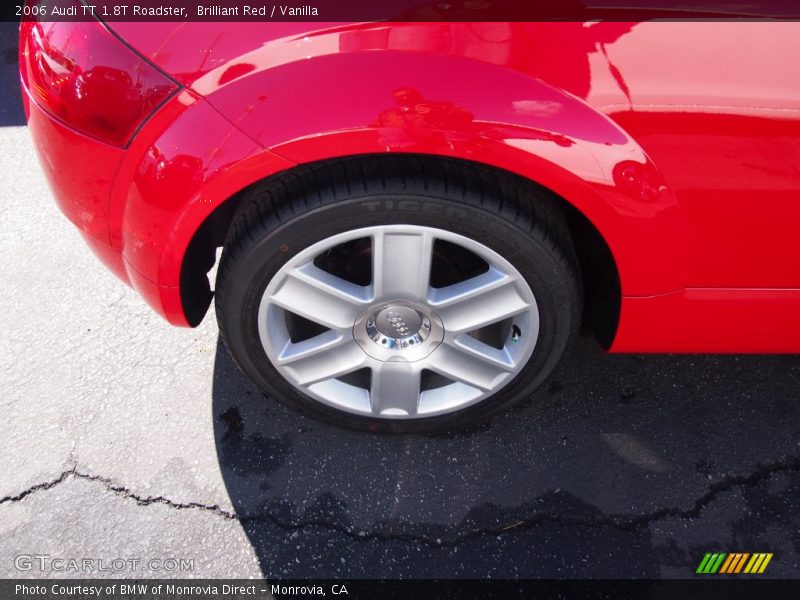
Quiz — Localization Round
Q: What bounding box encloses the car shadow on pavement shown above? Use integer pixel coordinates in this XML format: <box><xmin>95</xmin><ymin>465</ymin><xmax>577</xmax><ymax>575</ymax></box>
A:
<box><xmin>212</xmin><ymin>334</ymin><xmax>800</xmax><ymax>579</ymax></box>
<box><xmin>0</xmin><ymin>21</ymin><xmax>25</xmax><ymax>127</ymax></box>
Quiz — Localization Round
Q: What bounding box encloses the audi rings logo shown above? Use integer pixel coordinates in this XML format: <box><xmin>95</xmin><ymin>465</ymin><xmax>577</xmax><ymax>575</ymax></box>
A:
<box><xmin>385</xmin><ymin>311</ymin><xmax>410</xmax><ymax>336</ymax></box>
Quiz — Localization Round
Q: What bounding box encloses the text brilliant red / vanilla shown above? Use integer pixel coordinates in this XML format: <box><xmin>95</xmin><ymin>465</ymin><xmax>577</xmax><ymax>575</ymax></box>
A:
<box><xmin>197</xmin><ymin>4</ymin><xmax>320</xmax><ymax>17</ymax></box>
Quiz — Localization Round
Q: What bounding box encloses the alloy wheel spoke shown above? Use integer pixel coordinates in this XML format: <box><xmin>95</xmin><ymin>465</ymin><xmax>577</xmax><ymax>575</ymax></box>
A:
<box><xmin>430</xmin><ymin>267</ymin><xmax>531</xmax><ymax>334</ymax></box>
<box><xmin>427</xmin><ymin>340</ymin><xmax>514</xmax><ymax>392</ymax></box>
<box><xmin>270</xmin><ymin>263</ymin><xmax>369</xmax><ymax>330</ymax></box>
<box><xmin>370</xmin><ymin>362</ymin><xmax>421</xmax><ymax>416</ymax></box>
<box><xmin>278</xmin><ymin>333</ymin><xmax>366</xmax><ymax>386</ymax></box>
<box><xmin>372</xmin><ymin>229</ymin><xmax>434</xmax><ymax>301</ymax></box>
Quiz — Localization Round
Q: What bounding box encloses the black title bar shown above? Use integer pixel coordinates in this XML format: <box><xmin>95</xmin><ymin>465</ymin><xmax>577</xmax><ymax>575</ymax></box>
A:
<box><xmin>4</xmin><ymin>579</ymin><xmax>800</xmax><ymax>600</ymax></box>
<box><xmin>6</xmin><ymin>0</ymin><xmax>800</xmax><ymax>22</ymax></box>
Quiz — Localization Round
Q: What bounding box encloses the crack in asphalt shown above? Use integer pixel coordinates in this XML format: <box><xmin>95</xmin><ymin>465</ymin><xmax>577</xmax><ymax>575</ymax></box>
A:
<box><xmin>8</xmin><ymin>467</ymin><xmax>239</xmax><ymax>520</ymax></box>
<box><xmin>2</xmin><ymin>455</ymin><xmax>798</xmax><ymax>547</ymax></box>
<box><xmin>0</xmin><ymin>468</ymin><xmax>76</xmax><ymax>505</ymax></box>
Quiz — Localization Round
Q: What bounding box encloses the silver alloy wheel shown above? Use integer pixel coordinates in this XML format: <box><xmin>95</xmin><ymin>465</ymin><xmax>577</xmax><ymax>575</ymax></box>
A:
<box><xmin>257</xmin><ymin>225</ymin><xmax>540</xmax><ymax>419</ymax></box>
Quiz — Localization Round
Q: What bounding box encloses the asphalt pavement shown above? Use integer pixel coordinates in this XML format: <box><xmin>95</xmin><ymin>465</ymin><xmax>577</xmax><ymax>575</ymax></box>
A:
<box><xmin>1</xmin><ymin>21</ymin><xmax>799</xmax><ymax>580</ymax></box>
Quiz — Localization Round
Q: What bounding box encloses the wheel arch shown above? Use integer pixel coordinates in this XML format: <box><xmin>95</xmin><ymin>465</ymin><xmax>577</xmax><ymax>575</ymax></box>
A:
<box><xmin>119</xmin><ymin>47</ymin><xmax>684</xmax><ymax>335</ymax></box>
<box><xmin>180</xmin><ymin>153</ymin><xmax>622</xmax><ymax>347</ymax></box>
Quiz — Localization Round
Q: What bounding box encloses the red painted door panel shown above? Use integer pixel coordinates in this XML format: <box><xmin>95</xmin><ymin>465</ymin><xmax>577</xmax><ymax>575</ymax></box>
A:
<box><xmin>590</xmin><ymin>22</ymin><xmax>800</xmax><ymax>288</ymax></box>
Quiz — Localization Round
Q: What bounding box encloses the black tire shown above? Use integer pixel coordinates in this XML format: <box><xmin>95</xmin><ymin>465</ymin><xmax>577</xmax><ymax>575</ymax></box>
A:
<box><xmin>215</xmin><ymin>156</ymin><xmax>581</xmax><ymax>433</ymax></box>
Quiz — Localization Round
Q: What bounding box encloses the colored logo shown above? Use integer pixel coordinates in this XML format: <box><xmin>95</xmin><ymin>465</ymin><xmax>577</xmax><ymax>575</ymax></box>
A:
<box><xmin>696</xmin><ymin>552</ymin><xmax>773</xmax><ymax>574</ymax></box>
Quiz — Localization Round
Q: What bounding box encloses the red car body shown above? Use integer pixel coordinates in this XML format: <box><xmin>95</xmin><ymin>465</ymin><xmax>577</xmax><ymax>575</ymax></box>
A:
<box><xmin>19</xmin><ymin>19</ymin><xmax>800</xmax><ymax>352</ymax></box>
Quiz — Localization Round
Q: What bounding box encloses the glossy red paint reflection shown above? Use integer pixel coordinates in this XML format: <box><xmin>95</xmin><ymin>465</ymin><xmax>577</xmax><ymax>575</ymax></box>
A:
<box><xmin>19</xmin><ymin>7</ymin><xmax>177</xmax><ymax>147</ymax></box>
<box><xmin>22</xmin><ymin>20</ymin><xmax>800</xmax><ymax>351</ymax></box>
<box><xmin>25</xmin><ymin>90</ymin><xmax>125</xmax><ymax>244</ymax></box>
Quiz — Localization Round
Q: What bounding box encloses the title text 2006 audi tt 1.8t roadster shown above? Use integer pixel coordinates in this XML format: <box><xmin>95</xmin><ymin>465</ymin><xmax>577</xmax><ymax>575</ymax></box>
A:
<box><xmin>20</xmin><ymin>9</ymin><xmax>800</xmax><ymax>430</ymax></box>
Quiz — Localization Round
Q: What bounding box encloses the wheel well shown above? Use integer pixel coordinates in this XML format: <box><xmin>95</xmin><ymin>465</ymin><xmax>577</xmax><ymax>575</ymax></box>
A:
<box><xmin>559</xmin><ymin>201</ymin><xmax>621</xmax><ymax>348</ymax></box>
<box><xmin>180</xmin><ymin>154</ymin><xmax>621</xmax><ymax>346</ymax></box>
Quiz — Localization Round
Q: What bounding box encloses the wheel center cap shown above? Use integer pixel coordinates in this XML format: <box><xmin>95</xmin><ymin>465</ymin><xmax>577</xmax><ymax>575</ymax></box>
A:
<box><xmin>368</xmin><ymin>305</ymin><xmax>430</xmax><ymax>349</ymax></box>
<box><xmin>354</xmin><ymin>301</ymin><xmax>444</xmax><ymax>361</ymax></box>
